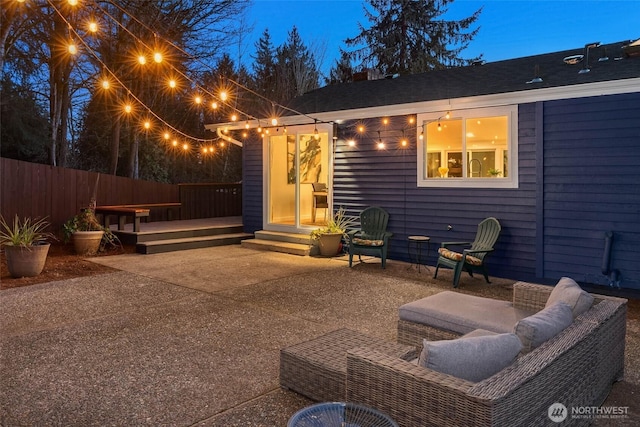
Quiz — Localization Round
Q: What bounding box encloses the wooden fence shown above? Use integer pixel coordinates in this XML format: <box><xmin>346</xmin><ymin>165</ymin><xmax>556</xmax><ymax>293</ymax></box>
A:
<box><xmin>0</xmin><ymin>158</ymin><xmax>242</xmax><ymax>233</ymax></box>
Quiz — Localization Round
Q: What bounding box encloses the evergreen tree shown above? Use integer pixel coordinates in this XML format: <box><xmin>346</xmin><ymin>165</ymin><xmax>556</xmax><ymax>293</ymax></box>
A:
<box><xmin>327</xmin><ymin>49</ymin><xmax>354</xmax><ymax>84</ymax></box>
<box><xmin>275</xmin><ymin>27</ymin><xmax>320</xmax><ymax>102</ymax></box>
<box><xmin>0</xmin><ymin>78</ymin><xmax>49</xmax><ymax>163</ymax></box>
<box><xmin>252</xmin><ymin>29</ymin><xmax>277</xmax><ymax>100</ymax></box>
<box><xmin>346</xmin><ymin>0</ymin><xmax>482</xmax><ymax>75</ymax></box>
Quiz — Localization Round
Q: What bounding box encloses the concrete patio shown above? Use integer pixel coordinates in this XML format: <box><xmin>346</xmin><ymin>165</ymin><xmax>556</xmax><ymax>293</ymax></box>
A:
<box><xmin>1</xmin><ymin>245</ymin><xmax>638</xmax><ymax>426</ymax></box>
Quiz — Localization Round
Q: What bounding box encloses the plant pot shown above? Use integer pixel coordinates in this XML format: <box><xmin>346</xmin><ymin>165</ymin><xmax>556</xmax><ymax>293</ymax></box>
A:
<box><xmin>72</xmin><ymin>230</ymin><xmax>104</xmax><ymax>255</ymax></box>
<box><xmin>4</xmin><ymin>243</ymin><xmax>50</xmax><ymax>278</ymax></box>
<box><xmin>318</xmin><ymin>232</ymin><xmax>343</xmax><ymax>257</ymax></box>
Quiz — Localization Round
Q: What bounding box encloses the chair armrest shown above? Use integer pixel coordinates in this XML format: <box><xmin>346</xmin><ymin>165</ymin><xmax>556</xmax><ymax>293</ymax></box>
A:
<box><xmin>347</xmin><ymin>229</ymin><xmax>361</xmax><ymax>239</ymax></box>
<box><xmin>440</xmin><ymin>241</ymin><xmax>471</xmax><ymax>248</ymax></box>
<box><xmin>463</xmin><ymin>248</ymin><xmax>494</xmax><ymax>255</ymax></box>
<box><xmin>347</xmin><ymin>348</ymin><xmax>480</xmax><ymax>427</ymax></box>
<box><xmin>512</xmin><ymin>281</ymin><xmax>553</xmax><ymax>311</ymax></box>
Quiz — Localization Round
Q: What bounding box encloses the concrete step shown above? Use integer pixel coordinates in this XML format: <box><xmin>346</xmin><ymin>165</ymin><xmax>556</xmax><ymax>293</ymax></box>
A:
<box><xmin>241</xmin><ymin>238</ymin><xmax>314</xmax><ymax>256</ymax></box>
<box><xmin>254</xmin><ymin>230</ymin><xmax>312</xmax><ymax>245</ymax></box>
<box><xmin>137</xmin><ymin>232</ymin><xmax>252</xmax><ymax>254</ymax></box>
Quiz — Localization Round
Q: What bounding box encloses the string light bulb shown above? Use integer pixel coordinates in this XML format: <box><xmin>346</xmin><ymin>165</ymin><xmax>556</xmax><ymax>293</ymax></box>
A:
<box><xmin>194</xmin><ymin>95</ymin><xmax>202</xmax><ymax>105</ymax></box>
<box><xmin>211</xmin><ymin>101</ymin><xmax>218</xmax><ymax>110</ymax></box>
<box><xmin>101</xmin><ymin>78</ymin><xmax>110</xmax><ymax>90</ymax></box>
<box><xmin>137</xmin><ymin>54</ymin><xmax>147</xmax><ymax>65</ymax></box>
<box><xmin>168</xmin><ymin>79</ymin><xmax>177</xmax><ymax>89</ymax></box>
<box><xmin>219</xmin><ymin>91</ymin><xmax>228</xmax><ymax>101</ymax></box>
<box><xmin>377</xmin><ymin>131</ymin><xmax>385</xmax><ymax>149</ymax></box>
<box><xmin>445</xmin><ymin>111</ymin><xmax>451</xmax><ymax>119</ymax></box>
<box><xmin>143</xmin><ymin>120</ymin><xmax>151</xmax><ymax>130</ymax></box>
<box><xmin>271</xmin><ymin>118</ymin><xmax>278</xmax><ymax>126</ymax></box>
<box><xmin>124</xmin><ymin>104</ymin><xmax>132</xmax><ymax>114</ymax></box>
<box><xmin>400</xmin><ymin>131</ymin><xmax>408</xmax><ymax>147</ymax></box>
<box><xmin>172</xmin><ymin>139</ymin><xmax>178</xmax><ymax>147</ymax></box>
<box><xmin>182</xmin><ymin>143</ymin><xmax>189</xmax><ymax>150</ymax></box>
<box><xmin>437</xmin><ymin>121</ymin><xmax>442</xmax><ymax>132</ymax></box>
<box><xmin>68</xmin><ymin>0</ymin><xmax>78</xmax><ymax>6</ymax></box>
<box><xmin>231</xmin><ymin>113</ymin><xmax>238</xmax><ymax>121</ymax></box>
<box><xmin>153</xmin><ymin>52</ymin><xmax>162</xmax><ymax>63</ymax></box>
<box><xmin>164</xmin><ymin>132</ymin><xmax>170</xmax><ymax>140</ymax></box>
<box><xmin>68</xmin><ymin>43</ymin><xmax>78</xmax><ymax>55</ymax></box>
<box><xmin>88</xmin><ymin>21</ymin><xmax>98</xmax><ymax>33</ymax></box>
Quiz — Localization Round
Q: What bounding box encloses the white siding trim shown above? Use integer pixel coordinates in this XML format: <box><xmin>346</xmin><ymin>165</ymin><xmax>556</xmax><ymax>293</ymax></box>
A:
<box><xmin>209</xmin><ymin>77</ymin><xmax>640</xmax><ymax>129</ymax></box>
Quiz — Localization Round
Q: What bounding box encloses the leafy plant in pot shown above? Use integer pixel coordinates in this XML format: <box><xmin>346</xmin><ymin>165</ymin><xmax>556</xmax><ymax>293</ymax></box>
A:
<box><xmin>310</xmin><ymin>207</ymin><xmax>356</xmax><ymax>256</ymax></box>
<box><xmin>0</xmin><ymin>215</ymin><xmax>56</xmax><ymax>278</ymax></box>
<box><xmin>63</xmin><ymin>208</ymin><xmax>120</xmax><ymax>255</ymax></box>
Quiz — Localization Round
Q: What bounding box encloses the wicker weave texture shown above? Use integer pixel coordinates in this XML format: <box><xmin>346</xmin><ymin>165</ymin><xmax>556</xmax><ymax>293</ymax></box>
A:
<box><xmin>280</xmin><ymin>328</ymin><xmax>416</xmax><ymax>402</ymax></box>
<box><xmin>351</xmin><ymin>288</ymin><xmax>627</xmax><ymax>427</ymax></box>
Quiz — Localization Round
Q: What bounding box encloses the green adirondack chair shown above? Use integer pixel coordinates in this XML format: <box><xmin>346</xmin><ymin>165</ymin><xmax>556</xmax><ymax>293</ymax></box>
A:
<box><xmin>348</xmin><ymin>207</ymin><xmax>393</xmax><ymax>269</ymax></box>
<box><xmin>434</xmin><ymin>217</ymin><xmax>502</xmax><ymax>288</ymax></box>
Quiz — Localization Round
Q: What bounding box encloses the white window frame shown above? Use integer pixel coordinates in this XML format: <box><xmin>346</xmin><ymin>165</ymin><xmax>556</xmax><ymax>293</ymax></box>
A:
<box><xmin>417</xmin><ymin>105</ymin><xmax>519</xmax><ymax>188</ymax></box>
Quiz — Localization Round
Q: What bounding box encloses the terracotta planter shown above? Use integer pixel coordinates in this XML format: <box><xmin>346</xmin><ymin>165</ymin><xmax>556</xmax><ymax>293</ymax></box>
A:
<box><xmin>73</xmin><ymin>230</ymin><xmax>104</xmax><ymax>255</ymax></box>
<box><xmin>4</xmin><ymin>243</ymin><xmax>50</xmax><ymax>278</ymax></box>
<box><xmin>318</xmin><ymin>232</ymin><xmax>343</xmax><ymax>256</ymax></box>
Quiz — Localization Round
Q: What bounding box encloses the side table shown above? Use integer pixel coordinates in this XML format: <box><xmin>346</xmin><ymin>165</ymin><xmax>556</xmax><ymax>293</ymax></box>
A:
<box><xmin>288</xmin><ymin>402</ymin><xmax>398</xmax><ymax>427</ymax></box>
<box><xmin>407</xmin><ymin>235</ymin><xmax>430</xmax><ymax>272</ymax></box>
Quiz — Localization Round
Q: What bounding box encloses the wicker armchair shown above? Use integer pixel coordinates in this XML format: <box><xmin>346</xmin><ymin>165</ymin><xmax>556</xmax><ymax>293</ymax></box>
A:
<box><xmin>347</xmin><ymin>284</ymin><xmax>627</xmax><ymax>427</ymax></box>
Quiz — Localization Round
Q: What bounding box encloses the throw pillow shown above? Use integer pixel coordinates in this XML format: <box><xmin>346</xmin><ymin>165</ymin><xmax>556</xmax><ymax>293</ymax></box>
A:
<box><xmin>514</xmin><ymin>302</ymin><xmax>573</xmax><ymax>353</ymax></box>
<box><xmin>545</xmin><ymin>277</ymin><xmax>594</xmax><ymax>319</ymax></box>
<box><xmin>417</xmin><ymin>333</ymin><xmax>522</xmax><ymax>382</ymax></box>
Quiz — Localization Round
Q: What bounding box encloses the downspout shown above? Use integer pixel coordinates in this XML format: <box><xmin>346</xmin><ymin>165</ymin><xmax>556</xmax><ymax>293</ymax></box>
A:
<box><xmin>216</xmin><ymin>127</ymin><xmax>243</xmax><ymax>147</ymax></box>
<box><xmin>602</xmin><ymin>231</ymin><xmax>621</xmax><ymax>288</ymax></box>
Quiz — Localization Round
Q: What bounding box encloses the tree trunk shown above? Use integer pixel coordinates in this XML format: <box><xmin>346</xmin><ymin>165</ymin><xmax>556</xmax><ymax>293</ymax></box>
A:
<box><xmin>109</xmin><ymin>116</ymin><xmax>121</xmax><ymax>175</ymax></box>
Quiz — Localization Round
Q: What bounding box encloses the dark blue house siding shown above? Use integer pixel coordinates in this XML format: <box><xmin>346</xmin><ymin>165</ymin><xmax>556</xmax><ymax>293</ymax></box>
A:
<box><xmin>541</xmin><ymin>92</ymin><xmax>640</xmax><ymax>290</ymax></box>
<box><xmin>242</xmin><ymin>137</ymin><xmax>263</xmax><ymax>233</ymax></box>
<box><xmin>333</xmin><ymin>107</ymin><xmax>539</xmax><ymax>282</ymax></box>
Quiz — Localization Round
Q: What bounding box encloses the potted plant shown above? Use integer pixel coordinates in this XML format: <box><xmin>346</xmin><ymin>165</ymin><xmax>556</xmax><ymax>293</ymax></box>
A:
<box><xmin>63</xmin><ymin>208</ymin><xmax>119</xmax><ymax>255</ymax></box>
<box><xmin>0</xmin><ymin>215</ymin><xmax>56</xmax><ymax>278</ymax></box>
<box><xmin>310</xmin><ymin>207</ymin><xmax>355</xmax><ymax>256</ymax></box>
<box><xmin>488</xmin><ymin>168</ymin><xmax>503</xmax><ymax>177</ymax></box>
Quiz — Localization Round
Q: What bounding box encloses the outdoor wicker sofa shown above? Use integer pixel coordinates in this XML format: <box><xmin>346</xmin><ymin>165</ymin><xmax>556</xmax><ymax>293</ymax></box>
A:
<box><xmin>346</xmin><ymin>281</ymin><xmax>628</xmax><ymax>427</ymax></box>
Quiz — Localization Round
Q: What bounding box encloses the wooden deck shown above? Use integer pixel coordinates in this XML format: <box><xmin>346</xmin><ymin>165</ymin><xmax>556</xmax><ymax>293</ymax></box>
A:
<box><xmin>110</xmin><ymin>217</ymin><xmax>249</xmax><ymax>254</ymax></box>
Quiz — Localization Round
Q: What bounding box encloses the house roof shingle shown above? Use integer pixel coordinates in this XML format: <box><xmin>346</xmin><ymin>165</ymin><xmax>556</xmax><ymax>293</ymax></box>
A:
<box><xmin>285</xmin><ymin>40</ymin><xmax>640</xmax><ymax>116</ymax></box>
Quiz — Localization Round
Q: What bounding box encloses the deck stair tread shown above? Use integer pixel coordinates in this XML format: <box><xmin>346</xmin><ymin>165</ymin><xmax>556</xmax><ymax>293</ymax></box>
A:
<box><xmin>141</xmin><ymin>232</ymin><xmax>252</xmax><ymax>246</ymax></box>
<box><xmin>137</xmin><ymin>232</ymin><xmax>252</xmax><ymax>254</ymax></box>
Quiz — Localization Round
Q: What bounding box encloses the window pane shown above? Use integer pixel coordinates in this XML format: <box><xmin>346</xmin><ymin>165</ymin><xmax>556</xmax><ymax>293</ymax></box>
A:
<box><xmin>426</xmin><ymin>152</ymin><xmax>441</xmax><ymax>177</ymax></box>
<box><xmin>426</xmin><ymin>119</ymin><xmax>462</xmax><ymax>178</ymax></box>
<box><xmin>465</xmin><ymin>116</ymin><xmax>508</xmax><ymax>178</ymax></box>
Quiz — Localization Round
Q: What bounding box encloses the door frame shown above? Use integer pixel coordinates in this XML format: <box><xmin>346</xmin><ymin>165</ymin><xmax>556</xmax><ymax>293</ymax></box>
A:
<box><xmin>262</xmin><ymin>123</ymin><xmax>333</xmax><ymax>233</ymax></box>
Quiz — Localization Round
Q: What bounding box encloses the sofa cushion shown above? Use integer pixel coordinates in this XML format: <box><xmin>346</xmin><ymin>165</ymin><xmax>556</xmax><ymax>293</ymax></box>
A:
<box><xmin>399</xmin><ymin>291</ymin><xmax>535</xmax><ymax>335</ymax></box>
<box><xmin>545</xmin><ymin>277</ymin><xmax>594</xmax><ymax>319</ymax></box>
<box><xmin>418</xmin><ymin>333</ymin><xmax>523</xmax><ymax>382</ymax></box>
<box><xmin>437</xmin><ymin>248</ymin><xmax>482</xmax><ymax>266</ymax></box>
<box><xmin>514</xmin><ymin>302</ymin><xmax>573</xmax><ymax>353</ymax></box>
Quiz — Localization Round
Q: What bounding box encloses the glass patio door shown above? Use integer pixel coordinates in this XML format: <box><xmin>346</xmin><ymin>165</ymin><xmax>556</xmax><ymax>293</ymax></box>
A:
<box><xmin>266</xmin><ymin>126</ymin><xmax>330</xmax><ymax>232</ymax></box>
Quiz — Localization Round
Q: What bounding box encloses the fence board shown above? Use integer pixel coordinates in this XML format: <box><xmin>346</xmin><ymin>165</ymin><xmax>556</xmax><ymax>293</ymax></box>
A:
<box><xmin>1</xmin><ymin>158</ymin><xmax>241</xmax><ymax>234</ymax></box>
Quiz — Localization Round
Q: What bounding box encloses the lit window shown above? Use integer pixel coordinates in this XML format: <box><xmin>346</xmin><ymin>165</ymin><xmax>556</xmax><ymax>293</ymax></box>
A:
<box><xmin>417</xmin><ymin>106</ymin><xmax>518</xmax><ymax>188</ymax></box>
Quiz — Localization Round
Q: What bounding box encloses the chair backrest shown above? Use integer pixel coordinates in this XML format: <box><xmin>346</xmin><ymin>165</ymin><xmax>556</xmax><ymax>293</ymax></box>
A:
<box><xmin>312</xmin><ymin>182</ymin><xmax>326</xmax><ymax>192</ymax></box>
<box><xmin>312</xmin><ymin>182</ymin><xmax>328</xmax><ymax>206</ymax></box>
<box><xmin>470</xmin><ymin>217</ymin><xmax>501</xmax><ymax>260</ymax></box>
<box><xmin>359</xmin><ymin>207</ymin><xmax>389</xmax><ymax>240</ymax></box>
